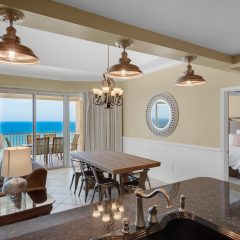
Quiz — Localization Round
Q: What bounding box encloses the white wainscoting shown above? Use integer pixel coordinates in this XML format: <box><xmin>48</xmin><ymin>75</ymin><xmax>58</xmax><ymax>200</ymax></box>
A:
<box><xmin>123</xmin><ymin>137</ymin><xmax>224</xmax><ymax>184</ymax></box>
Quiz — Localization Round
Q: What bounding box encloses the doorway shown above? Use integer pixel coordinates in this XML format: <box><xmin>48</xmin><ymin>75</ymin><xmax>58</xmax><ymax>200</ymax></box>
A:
<box><xmin>222</xmin><ymin>88</ymin><xmax>240</xmax><ymax>184</ymax></box>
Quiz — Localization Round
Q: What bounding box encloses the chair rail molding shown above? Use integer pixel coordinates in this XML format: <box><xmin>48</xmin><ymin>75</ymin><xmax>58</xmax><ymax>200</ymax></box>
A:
<box><xmin>123</xmin><ymin>137</ymin><xmax>223</xmax><ymax>184</ymax></box>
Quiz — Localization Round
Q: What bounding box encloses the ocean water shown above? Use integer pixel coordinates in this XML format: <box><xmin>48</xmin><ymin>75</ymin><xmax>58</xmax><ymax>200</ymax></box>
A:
<box><xmin>0</xmin><ymin>121</ymin><xmax>76</xmax><ymax>134</ymax></box>
<box><xmin>152</xmin><ymin>118</ymin><xmax>170</xmax><ymax>128</ymax></box>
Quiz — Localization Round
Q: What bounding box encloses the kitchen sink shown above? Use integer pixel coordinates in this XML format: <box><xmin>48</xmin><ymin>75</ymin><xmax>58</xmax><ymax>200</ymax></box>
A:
<box><xmin>140</xmin><ymin>217</ymin><xmax>234</xmax><ymax>240</ymax></box>
<box><xmin>94</xmin><ymin>211</ymin><xmax>240</xmax><ymax>240</ymax></box>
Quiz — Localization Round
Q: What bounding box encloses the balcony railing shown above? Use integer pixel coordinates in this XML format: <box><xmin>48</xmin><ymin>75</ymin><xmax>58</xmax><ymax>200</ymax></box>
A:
<box><xmin>2</xmin><ymin>131</ymin><xmax>80</xmax><ymax>148</ymax></box>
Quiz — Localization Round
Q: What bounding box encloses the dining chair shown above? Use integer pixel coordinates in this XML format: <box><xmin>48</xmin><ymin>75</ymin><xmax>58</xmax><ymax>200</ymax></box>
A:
<box><xmin>90</xmin><ymin>166</ymin><xmax>120</xmax><ymax>204</ymax></box>
<box><xmin>5</xmin><ymin>137</ymin><xmax>11</xmax><ymax>147</ymax></box>
<box><xmin>78</xmin><ymin>161</ymin><xmax>95</xmax><ymax>202</ymax></box>
<box><xmin>44</xmin><ymin>133</ymin><xmax>56</xmax><ymax>145</ymax></box>
<box><xmin>70</xmin><ymin>133</ymin><xmax>80</xmax><ymax>152</ymax></box>
<box><xmin>51</xmin><ymin>137</ymin><xmax>64</xmax><ymax>161</ymax></box>
<box><xmin>27</xmin><ymin>134</ymin><xmax>40</xmax><ymax>145</ymax></box>
<box><xmin>36</xmin><ymin>137</ymin><xmax>50</xmax><ymax>166</ymax></box>
<box><xmin>70</xmin><ymin>159</ymin><xmax>83</xmax><ymax>194</ymax></box>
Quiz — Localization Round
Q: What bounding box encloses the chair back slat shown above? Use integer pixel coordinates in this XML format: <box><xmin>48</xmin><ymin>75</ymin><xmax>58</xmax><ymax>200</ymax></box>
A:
<box><xmin>36</xmin><ymin>137</ymin><xmax>49</xmax><ymax>155</ymax></box>
<box><xmin>27</xmin><ymin>134</ymin><xmax>40</xmax><ymax>144</ymax></box>
<box><xmin>44</xmin><ymin>133</ymin><xmax>56</xmax><ymax>144</ymax></box>
<box><xmin>52</xmin><ymin>137</ymin><xmax>63</xmax><ymax>154</ymax></box>
<box><xmin>71</xmin><ymin>133</ymin><xmax>80</xmax><ymax>151</ymax></box>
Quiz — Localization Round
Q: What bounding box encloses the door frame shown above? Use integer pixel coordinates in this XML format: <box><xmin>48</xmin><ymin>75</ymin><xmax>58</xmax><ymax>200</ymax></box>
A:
<box><xmin>221</xmin><ymin>86</ymin><xmax>240</xmax><ymax>181</ymax></box>
<box><xmin>0</xmin><ymin>87</ymin><xmax>82</xmax><ymax>168</ymax></box>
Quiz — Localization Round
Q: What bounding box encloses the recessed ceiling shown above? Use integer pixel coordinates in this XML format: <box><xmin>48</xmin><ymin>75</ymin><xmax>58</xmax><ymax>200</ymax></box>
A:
<box><xmin>0</xmin><ymin>22</ymin><xmax>178</xmax><ymax>81</ymax></box>
<box><xmin>53</xmin><ymin>0</ymin><xmax>240</xmax><ymax>55</ymax></box>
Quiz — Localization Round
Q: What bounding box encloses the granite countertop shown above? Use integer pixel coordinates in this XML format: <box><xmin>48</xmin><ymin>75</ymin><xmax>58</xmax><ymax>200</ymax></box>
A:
<box><xmin>1</xmin><ymin>177</ymin><xmax>240</xmax><ymax>240</ymax></box>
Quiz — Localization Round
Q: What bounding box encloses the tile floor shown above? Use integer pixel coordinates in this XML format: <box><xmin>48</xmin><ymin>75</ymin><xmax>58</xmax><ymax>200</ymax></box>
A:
<box><xmin>47</xmin><ymin>169</ymin><xmax>240</xmax><ymax>214</ymax></box>
<box><xmin>46</xmin><ymin>168</ymin><xmax>164</xmax><ymax>214</ymax></box>
<box><xmin>229</xmin><ymin>177</ymin><xmax>240</xmax><ymax>185</ymax></box>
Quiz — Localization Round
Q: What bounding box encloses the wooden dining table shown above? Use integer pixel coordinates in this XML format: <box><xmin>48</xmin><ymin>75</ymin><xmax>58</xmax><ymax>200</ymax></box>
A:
<box><xmin>70</xmin><ymin>151</ymin><xmax>160</xmax><ymax>191</ymax></box>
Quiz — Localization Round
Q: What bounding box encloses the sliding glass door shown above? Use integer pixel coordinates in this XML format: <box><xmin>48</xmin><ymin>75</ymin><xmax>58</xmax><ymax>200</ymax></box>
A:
<box><xmin>69</xmin><ymin>96</ymin><xmax>82</xmax><ymax>164</ymax></box>
<box><xmin>35</xmin><ymin>95</ymin><xmax>64</xmax><ymax>169</ymax></box>
<box><xmin>0</xmin><ymin>89</ymin><xmax>82</xmax><ymax>169</ymax></box>
<box><xmin>0</xmin><ymin>93</ymin><xmax>33</xmax><ymax>153</ymax></box>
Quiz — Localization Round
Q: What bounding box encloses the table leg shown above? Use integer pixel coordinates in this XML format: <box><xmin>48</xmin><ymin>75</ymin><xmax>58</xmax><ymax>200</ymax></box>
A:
<box><xmin>139</xmin><ymin>171</ymin><xmax>147</xmax><ymax>190</ymax></box>
<box><xmin>119</xmin><ymin>174</ymin><xmax>129</xmax><ymax>195</ymax></box>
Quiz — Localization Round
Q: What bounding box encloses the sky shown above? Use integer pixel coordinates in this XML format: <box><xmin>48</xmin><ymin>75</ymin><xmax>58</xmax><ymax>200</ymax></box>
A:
<box><xmin>0</xmin><ymin>98</ymin><xmax>76</xmax><ymax>121</ymax></box>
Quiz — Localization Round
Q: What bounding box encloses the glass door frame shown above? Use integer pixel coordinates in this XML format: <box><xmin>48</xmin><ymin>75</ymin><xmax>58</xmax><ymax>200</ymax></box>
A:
<box><xmin>0</xmin><ymin>87</ymin><xmax>82</xmax><ymax>168</ymax></box>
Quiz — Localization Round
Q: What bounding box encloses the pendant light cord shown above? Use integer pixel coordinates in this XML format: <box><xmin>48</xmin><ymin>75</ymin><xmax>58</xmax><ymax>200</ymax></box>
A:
<box><xmin>107</xmin><ymin>45</ymin><xmax>110</xmax><ymax>71</ymax></box>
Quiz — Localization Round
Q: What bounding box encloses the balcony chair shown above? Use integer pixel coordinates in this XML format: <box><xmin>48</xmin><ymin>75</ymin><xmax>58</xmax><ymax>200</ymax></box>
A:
<box><xmin>36</xmin><ymin>137</ymin><xmax>50</xmax><ymax>166</ymax></box>
<box><xmin>27</xmin><ymin>134</ymin><xmax>40</xmax><ymax>145</ymax></box>
<box><xmin>69</xmin><ymin>159</ymin><xmax>82</xmax><ymax>194</ymax></box>
<box><xmin>51</xmin><ymin>137</ymin><xmax>64</xmax><ymax>163</ymax></box>
<box><xmin>44</xmin><ymin>133</ymin><xmax>56</xmax><ymax>145</ymax></box>
<box><xmin>70</xmin><ymin>133</ymin><xmax>80</xmax><ymax>152</ymax></box>
<box><xmin>5</xmin><ymin>137</ymin><xmax>11</xmax><ymax>147</ymax></box>
<box><xmin>90</xmin><ymin>166</ymin><xmax>120</xmax><ymax>204</ymax></box>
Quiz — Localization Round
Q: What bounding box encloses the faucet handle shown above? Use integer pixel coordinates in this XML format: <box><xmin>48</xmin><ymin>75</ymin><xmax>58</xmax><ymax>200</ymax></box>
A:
<box><xmin>179</xmin><ymin>195</ymin><xmax>186</xmax><ymax>212</ymax></box>
<box><xmin>148</xmin><ymin>205</ymin><xmax>158</xmax><ymax>224</ymax></box>
<box><xmin>122</xmin><ymin>217</ymin><xmax>130</xmax><ymax>234</ymax></box>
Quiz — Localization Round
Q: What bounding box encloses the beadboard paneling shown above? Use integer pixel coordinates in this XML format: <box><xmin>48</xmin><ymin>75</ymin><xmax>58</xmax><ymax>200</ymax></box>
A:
<box><xmin>123</xmin><ymin>137</ymin><xmax>224</xmax><ymax>184</ymax></box>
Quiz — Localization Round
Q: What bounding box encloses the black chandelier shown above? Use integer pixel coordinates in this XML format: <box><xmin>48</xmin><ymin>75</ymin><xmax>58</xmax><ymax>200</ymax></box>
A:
<box><xmin>92</xmin><ymin>73</ymin><xmax>123</xmax><ymax>109</ymax></box>
<box><xmin>92</xmin><ymin>45</ymin><xmax>123</xmax><ymax>109</ymax></box>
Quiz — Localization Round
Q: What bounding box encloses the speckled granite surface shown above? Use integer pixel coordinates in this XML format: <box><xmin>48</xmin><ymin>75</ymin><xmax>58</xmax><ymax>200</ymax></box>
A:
<box><xmin>1</xmin><ymin>177</ymin><xmax>240</xmax><ymax>240</ymax></box>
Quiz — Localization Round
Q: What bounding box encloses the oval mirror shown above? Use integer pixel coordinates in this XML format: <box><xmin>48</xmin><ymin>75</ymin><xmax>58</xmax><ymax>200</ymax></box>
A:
<box><xmin>151</xmin><ymin>100</ymin><xmax>171</xmax><ymax>129</ymax></box>
<box><xmin>146</xmin><ymin>92</ymin><xmax>178</xmax><ymax>137</ymax></box>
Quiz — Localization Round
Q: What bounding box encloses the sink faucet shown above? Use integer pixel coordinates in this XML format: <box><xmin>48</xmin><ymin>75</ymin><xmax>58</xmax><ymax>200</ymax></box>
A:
<box><xmin>134</xmin><ymin>188</ymin><xmax>173</xmax><ymax>228</ymax></box>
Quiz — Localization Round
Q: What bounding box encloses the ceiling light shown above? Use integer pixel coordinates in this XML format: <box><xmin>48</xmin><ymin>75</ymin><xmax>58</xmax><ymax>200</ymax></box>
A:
<box><xmin>0</xmin><ymin>8</ymin><xmax>39</xmax><ymax>64</ymax></box>
<box><xmin>105</xmin><ymin>39</ymin><xmax>143</xmax><ymax>79</ymax></box>
<box><xmin>176</xmin><ymin>56</ymin><xmax>206</xmax><ymax>86</ymax></box>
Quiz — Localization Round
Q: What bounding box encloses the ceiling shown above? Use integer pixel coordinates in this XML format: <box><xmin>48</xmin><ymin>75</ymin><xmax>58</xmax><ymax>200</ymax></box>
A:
<box><xmin>0</xmin><ymin>22</ymin><xmax>178</xmax><ymax>81</ymax></box>
<box><xmin>53</xmin><ymin>0</ymin><xmax>240</xmax><ymax>55</ymax></box>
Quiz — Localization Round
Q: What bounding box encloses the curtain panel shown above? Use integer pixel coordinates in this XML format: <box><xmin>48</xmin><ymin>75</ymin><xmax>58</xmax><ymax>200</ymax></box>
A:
<box><xmin>81</xmin><ymin>91</ymin><xmax>122</xmax><ymax>152</ymax></box>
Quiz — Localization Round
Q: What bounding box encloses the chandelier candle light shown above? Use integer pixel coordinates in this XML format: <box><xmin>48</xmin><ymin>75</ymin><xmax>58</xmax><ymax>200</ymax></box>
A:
<box><xmin>93</xmin><ymin>45</ymin><xmax>123</xmax><ymax>109</ymax></box>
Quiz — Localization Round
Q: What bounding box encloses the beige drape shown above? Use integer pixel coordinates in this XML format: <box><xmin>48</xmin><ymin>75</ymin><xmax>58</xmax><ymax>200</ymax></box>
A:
<box><xmin>80</xmin><ymin>91</ymin><xmax>122</xmax><ymax>152</ymax></box>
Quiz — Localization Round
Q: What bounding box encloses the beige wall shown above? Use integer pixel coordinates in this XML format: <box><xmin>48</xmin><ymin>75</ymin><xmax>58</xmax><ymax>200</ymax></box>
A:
<box><xmin>0</xmin><ymin>74</ymin><xmax>100</xmax><ymax>92</ymax></box>
<box><xmin>122</xmin><ymin>64</ymin><xmax>240</xmax><ymax>148</ymax></box>
<box><xmin>229</xmin><ymin>95</ymin><xmax>240</xmax><ymax>119</ymax></box>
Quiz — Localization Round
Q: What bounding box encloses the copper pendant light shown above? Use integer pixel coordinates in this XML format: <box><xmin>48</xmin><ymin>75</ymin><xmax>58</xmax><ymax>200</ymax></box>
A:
<box><xmin>105</xmin><ymin>39</ymin><xmax>143</xmax><ymax>79</ymax></box>
<box><xmin>176</xmin><ymin>56</ymin><xmax>206</xmax><ymax>86</ymax></box>
<box><xmin>0</xmin><ymin>8</ymin><xmax>39</xmax><ymax>65</ymax></box>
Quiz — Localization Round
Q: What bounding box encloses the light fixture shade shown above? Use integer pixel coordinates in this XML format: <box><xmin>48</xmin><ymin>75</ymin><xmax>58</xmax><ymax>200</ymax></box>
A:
<box><xmin>0</xmin><ymin>8</ymin><xmax>39</xmax><ymax>65</ymax></box>
<box><xmin>0</xmin><ymin>27</ymin><xmax>39</xmax><ymax>64</ymax></box>
<box><xmin>176</xmin><ymin>56</ymin><xmax>206</xmax><ymax>86</ymax></box>
<box><xmin>106</xmin><ymin>52</ymin><xmax>143</xmax><ymax>79</ymax></box>
<box><xmin>106</xmin><ymin>39</ymin><xmax>143</xmax><ymax>79</ymax></box>
<box><xmin>176</xmin><ymin>74</ymin><xmax>206</xmax><ymax>86</ymax></box>
<box><xmin>1</xmin><ymin>147</ymin><xmax>32</xmax><ymax>177</ymax></box>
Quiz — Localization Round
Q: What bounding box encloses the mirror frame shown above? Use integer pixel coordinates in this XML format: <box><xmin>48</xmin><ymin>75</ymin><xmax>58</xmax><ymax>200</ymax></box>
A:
<box><xmin>146</xmin><ymin>92</ymin><xmax>178</xmax><ymax>137</ymax></box>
